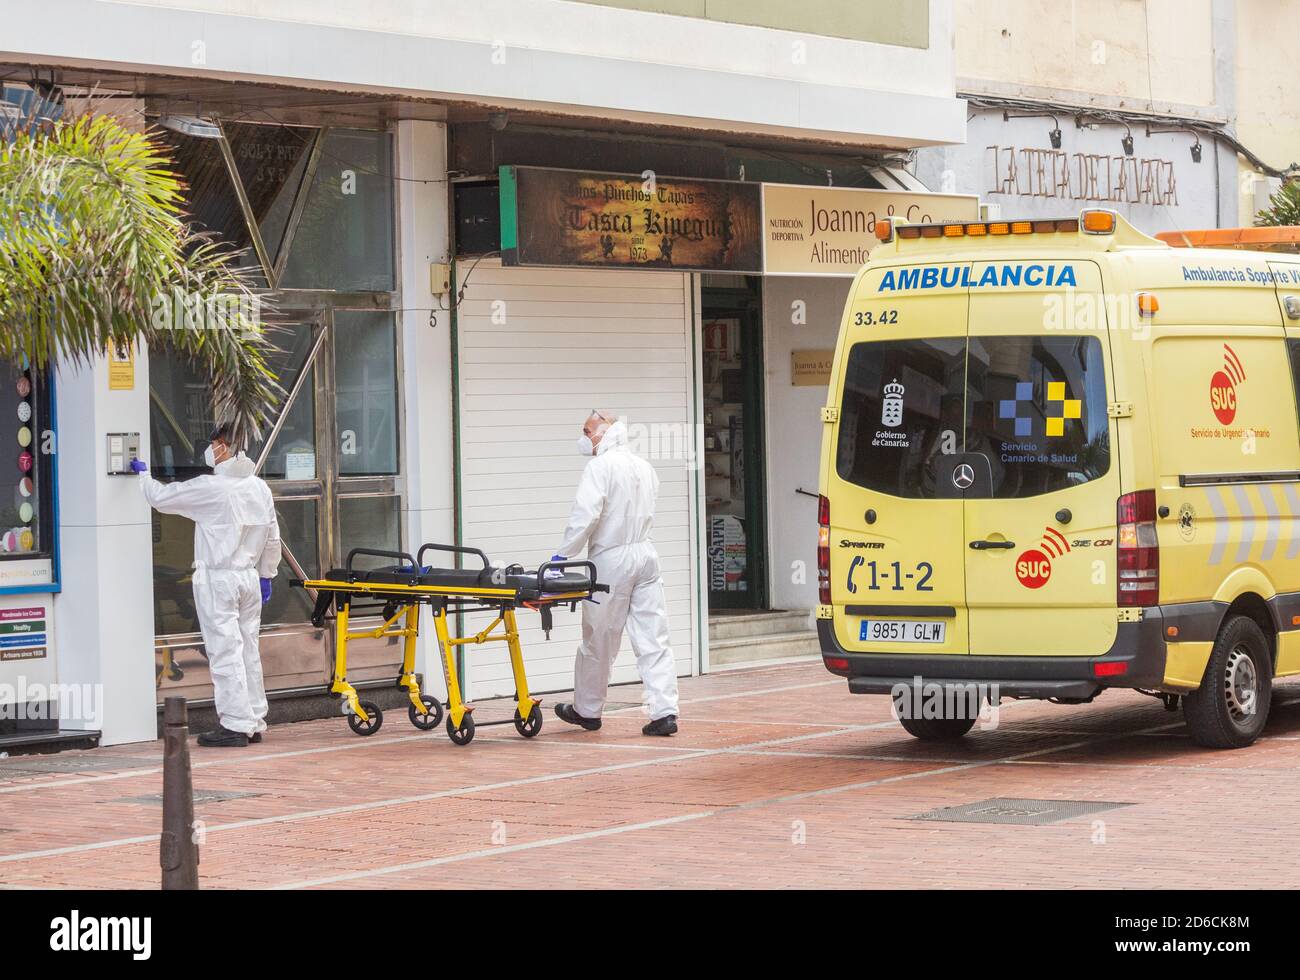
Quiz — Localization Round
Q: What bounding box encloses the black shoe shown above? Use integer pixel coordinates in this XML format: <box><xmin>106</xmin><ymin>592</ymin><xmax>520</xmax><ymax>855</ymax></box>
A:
<box><xmin>642</xmin><ymin>715</ymin><xmax>678</xmax><ymax>737</ymax></box>
<box><xmin>554</xmin><ymin>703</ymin><xmax>601</xmax><ymax>731</ymax></box>
<box><xmin>197</xmin><ymin>726</ymin><xmax>249</xmax><ymax>747</ymax></box>
<box><xmin>249</xmin><ymin>732</ymin><xmax>263</xmax><ymax>744</ymax></box>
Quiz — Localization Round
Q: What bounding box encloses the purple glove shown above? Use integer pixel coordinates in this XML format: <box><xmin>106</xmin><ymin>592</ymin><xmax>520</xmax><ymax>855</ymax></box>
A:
<box><xmin>129</xmin><ymin>458</ymin><xmax>147</xmax><ymax>473</ymax></box>
<box><xmin>259</xmin><ymin>577</ymin><xmax>272</xmax><ymax>604</ymax></box>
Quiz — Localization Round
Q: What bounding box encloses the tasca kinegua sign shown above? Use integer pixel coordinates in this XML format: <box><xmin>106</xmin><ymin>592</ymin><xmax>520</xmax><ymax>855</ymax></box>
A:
<box><xmin>498</xmin><ymin>167</ymin><xmax>979</xmax><ymax>277</ymax></box>
<box><xmin>499</xmin><ymin>166</ymin><xmax>762</xmax><ymax>272</ymax></box>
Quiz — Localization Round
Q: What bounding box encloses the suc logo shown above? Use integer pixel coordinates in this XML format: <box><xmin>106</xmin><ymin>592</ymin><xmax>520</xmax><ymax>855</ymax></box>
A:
<box><xmin>1210</xmin><ymin>344</ymin><xmax>1246</xmax><ymax>425</ymax></box>
<box><xmin>1015</xmin><ymin>527</ymin><xmax>1071</xmax><ymax>589</ymax></box>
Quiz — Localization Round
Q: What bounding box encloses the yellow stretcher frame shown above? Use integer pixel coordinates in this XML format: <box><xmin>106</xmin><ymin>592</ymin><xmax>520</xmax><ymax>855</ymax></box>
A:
<box><xmin>292</xmin><ymin>545</ymin><xmax>602</xmax><ymax>746</ymax></box>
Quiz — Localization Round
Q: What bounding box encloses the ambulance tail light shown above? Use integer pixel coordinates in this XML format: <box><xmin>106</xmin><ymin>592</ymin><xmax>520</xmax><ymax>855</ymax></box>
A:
<box><xmin>1117</xmin><ymin>490</ymin><xmax>1159</xmax><ymax>607</ymax></box>
<box><xmin>818</xmin><ymin>494</ymin><xmax>831</xmax><ymax>605</ymax></box>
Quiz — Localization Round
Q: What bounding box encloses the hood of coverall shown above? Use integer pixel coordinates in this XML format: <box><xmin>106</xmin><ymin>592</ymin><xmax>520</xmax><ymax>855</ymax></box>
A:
<box><xmin>595</xmin><ymin>418</ymin><xmax>628</xmax><ymax>455</ymax></box>
<box><xmin>213</xmin><ymin>452</ymin><xmax>275</xmax><ymax>527</ymax></box>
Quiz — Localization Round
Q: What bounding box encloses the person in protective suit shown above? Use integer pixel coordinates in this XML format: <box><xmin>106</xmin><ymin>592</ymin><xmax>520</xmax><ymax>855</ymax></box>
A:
<box><xmin>553</xmin><ymin>411</ymin><xmax>680</xmax><ymax>736</ymax></box>
<box><xmin>132</xmin><ymin>423</ymin><xmax>281</xmax><ymax>747</ymax></box>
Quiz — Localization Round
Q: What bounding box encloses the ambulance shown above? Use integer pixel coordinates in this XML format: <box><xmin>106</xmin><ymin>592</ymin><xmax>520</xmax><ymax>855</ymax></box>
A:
<box><xmin>817</xmin><ymin>209</ymin><xmax>1300</xmax><ymax>748</ymax></box>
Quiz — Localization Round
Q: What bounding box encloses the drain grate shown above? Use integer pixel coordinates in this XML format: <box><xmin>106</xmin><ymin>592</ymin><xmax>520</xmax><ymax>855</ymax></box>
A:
<box><xmin>907</xmin><ymin>797</ymin><xmax>1133</xmax><ymax>826</ymax></box>
<box><xmin>120</xmin><ymin>789</ymin><xmax>264</xmax><ymax>807</ymax></box>
<box><xmin>0</xmin><ymin>754</ymin><xmax>160</xmax><ymax>776</ymax></box>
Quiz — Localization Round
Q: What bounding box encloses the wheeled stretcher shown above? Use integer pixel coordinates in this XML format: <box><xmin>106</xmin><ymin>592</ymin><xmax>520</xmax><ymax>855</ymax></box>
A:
<box><xmin>289</xmin><ymin>543</ymin><xmax>607</xmax><ymax>745</ymax></box>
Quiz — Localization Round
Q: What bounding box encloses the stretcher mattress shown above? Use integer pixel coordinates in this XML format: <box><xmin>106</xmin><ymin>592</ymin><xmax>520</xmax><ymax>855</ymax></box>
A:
<box><xmin>323</xmin><ymin>564</ymin><xmax>595</xmax><ymax>597</ymax></box>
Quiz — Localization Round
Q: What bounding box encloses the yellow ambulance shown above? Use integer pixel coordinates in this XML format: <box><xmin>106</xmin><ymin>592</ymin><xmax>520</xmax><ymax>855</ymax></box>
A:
<box><xmin>817</xmin><ymin>209</ymin><xmax>1300</xmax><ymax>748</ymax></box>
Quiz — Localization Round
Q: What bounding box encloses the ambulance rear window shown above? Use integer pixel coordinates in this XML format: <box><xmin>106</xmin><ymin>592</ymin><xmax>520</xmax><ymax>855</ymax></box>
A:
<box><xmin>835</xmin><ymin>338</ymin><xmax>966</xmax><ymax>498</ymax></box>
<box><xmin>835</xmin><ymin>335</ymin><xmax>1110</xmax><ymax>499</ymax></box>
<box><xmin>966</xmin><ymin>335</ymin><xmax>1110</xmax><ymax>497</ymax></box>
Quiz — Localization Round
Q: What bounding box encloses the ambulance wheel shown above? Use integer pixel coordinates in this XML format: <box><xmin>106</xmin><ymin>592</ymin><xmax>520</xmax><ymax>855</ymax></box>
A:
<box><xmin>446</xmin><ymin>713</ymin><xmax>475</xmax><ymax>746</ymax></box>
<box><xmin>514</xmin><ymin>704</ymin><xmax>543</xmax><ymax>738</ymax></box>
<box><xmin>348</xmin><ymin>701</ymin><xmax>384</xmax><ymax>736</ymax></box>
<box><xmin>896</xmin><ymin>714</ymin><xmax>977</xmax><ymax>740</ymax></box>
<box><xmin>1183</xmin><ymin>615</ymin><xmax>1272</xmax><ymax>749</ymax></box>
<box><xmin>408</xmin><ymin>696</ymin><xmax>444</xmax><ymax>731</ymax></box>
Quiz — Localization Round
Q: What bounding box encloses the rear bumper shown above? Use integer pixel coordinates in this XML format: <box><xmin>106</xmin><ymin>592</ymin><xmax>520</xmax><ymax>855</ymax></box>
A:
<box><xmin>817</xmin><ymin>608</ymin><xmax>1195</xmax><ymax>701</ymax></box>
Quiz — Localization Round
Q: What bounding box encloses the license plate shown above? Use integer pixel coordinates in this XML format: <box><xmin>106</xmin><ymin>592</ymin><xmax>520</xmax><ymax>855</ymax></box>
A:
<box><xmin>859</xmin><ymin>619</ymin><xmax>946</xmax><ymax>643</ymax></box>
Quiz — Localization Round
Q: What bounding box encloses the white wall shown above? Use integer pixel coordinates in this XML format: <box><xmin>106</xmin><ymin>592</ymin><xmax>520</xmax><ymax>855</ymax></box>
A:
<box><xmin>54</xmin><ymin>352</ymin><xmax>158</xmax><ymax>746</ymax></box>
<box><xmin>762</xmin><ymin>276</ymin><xmax>850</xmax><ymax>612</ymax></box>
<box><xmin>395</xmin><ymin>119</ymin><xmax>454</xmax><ymax>699</ymax></box>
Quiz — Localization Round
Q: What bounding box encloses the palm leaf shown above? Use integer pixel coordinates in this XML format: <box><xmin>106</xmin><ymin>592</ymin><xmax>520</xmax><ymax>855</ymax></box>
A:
<box><xmin>0</xmin><ymin>105</ymin><xmax>281</xmax><ymax>447</ymax></box>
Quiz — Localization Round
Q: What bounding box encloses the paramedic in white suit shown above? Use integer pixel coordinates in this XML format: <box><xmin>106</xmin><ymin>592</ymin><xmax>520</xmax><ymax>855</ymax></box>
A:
<box><xmin>553</xmin><ymin>412</ymin><xmax>680</xmax><ymax>736</ymax></box>
<box><xmin>134</xmin><ymin>423</ymin><xmax>281</xmax><ymax>747</ymax></box>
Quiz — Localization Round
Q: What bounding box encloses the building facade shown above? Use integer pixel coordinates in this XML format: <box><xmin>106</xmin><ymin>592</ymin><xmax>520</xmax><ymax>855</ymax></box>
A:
<box><xmin>0</xmin><ymin>0</ymin><xmax>970</xmax><ymax>745</ymax></box>
<box><xmin>917</xmin><ymin>0</ymin><xmax>1249</xmax><ymax>235</ymax></box>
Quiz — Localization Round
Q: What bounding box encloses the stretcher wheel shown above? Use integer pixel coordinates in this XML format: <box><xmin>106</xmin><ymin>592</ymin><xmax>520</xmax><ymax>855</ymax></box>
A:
<box><xmin>446</xmin><ymin>713</ymin><xmax>475</xmax><ymax>746</ymax></box>
<box><xmin>409</xmin><ymin>696</ymin><xmax>444</xmax><ymax>731</ymax></box>
<box><xmin>348</xmin><ymin>700</ymin><xmax>384</xmax><ymax>736</ymax></box>
<box><xmin>513</xmin><ymin>704</ymin><xmax>543</xmax><ymax>738</ymax></box>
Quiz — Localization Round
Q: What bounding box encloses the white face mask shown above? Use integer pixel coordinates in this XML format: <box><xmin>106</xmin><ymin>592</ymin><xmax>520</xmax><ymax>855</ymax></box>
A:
<box><xmin>203</xmin><ymin>444</ymin><xmax>218</xmax><ymax>468</ymax></box>
<box><xmin>576</xmin><ymin>433</ymin><xmax>594</xmax><ymax>457</ymax></box>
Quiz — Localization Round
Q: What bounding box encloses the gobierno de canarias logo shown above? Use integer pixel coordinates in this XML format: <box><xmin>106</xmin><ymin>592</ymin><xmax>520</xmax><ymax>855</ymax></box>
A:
<box><xmin>1015</xmin><ymin>527</ymin><xmax>1072</xmax><ymax>590</ymax></box>
<box><xmin>1209</xmin><ymin>344</ymin><xmax>1246</xmax><ymax>425</ymax></box>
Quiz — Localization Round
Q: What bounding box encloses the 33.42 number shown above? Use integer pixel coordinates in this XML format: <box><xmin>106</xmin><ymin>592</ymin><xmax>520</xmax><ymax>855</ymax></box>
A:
<box><xmin>853</xmin><ymin>309</ymin><xmax>900</xmax><ymax>326</ymax></box>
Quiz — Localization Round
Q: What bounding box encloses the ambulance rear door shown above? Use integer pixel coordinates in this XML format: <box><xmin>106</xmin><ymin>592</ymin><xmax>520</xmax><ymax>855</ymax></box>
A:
<box><xmin>963</xmin><ymin>259</ymin><xmax>1122</xmax><ymax>657</ymax></box>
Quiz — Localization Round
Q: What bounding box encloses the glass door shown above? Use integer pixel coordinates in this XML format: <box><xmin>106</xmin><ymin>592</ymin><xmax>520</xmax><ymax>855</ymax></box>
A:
<box><xmin>702</xmin><ymin>283</ymin><xmax>768</xmax><ymax>610</ymax></box>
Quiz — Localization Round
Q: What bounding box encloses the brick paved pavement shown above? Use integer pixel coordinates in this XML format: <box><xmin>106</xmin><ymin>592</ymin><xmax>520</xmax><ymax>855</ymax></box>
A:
<box><xmin>2</xmin><ymin>660</ymin><xmax>1297</xmax><ymax>889</ymax></box>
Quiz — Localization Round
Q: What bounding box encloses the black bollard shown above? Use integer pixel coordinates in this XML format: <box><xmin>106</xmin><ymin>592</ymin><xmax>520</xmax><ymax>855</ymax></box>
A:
<box><xmin>160</xmin><ymin>696</ymin><xmax>199</xmax><ymax>890</ymax></box>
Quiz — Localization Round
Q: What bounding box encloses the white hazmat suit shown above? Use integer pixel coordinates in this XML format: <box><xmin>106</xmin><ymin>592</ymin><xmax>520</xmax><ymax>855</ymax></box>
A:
<box><xmin>140</xmin><ymin>453</ymin><xmax>281</xmax><ymax>735</ymax></box>
<box><xmin>559</xmin><ymin>419</ymin><xmax>679</xmax><ymax>721</ymax></box>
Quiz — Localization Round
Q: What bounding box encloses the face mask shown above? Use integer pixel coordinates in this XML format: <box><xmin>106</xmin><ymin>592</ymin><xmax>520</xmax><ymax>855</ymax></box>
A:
<box><xmin>576</xmin><ymin>434</ymin><xmax>594</xmax><ymax>457</ymax></box>
<box><xmin>203</xmin><ymin>444</ymin><xmax>217</xmax><ymax>468</ymax></box>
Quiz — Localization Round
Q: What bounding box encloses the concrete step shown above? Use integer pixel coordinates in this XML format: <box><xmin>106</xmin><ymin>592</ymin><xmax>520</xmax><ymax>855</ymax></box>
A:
<box><xmin>709</xmin><ymin>629</ymin><xmax>821</xmax><ymax>666</ymax></box>
<box><xmin>708</xmin><ymin>609</ymin><xmax>813</xmax><ymax>641</ymax></box>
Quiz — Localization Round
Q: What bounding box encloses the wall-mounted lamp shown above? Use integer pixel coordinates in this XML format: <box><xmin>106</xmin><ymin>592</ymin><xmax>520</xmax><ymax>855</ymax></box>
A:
<box><xmin>158</xmin><ymin>114</ymin><xmax>221</xmax><ymax>139</ymax></box>
<box><xmin>1121</xmin><ymin>128</ymin><xmax>1135</xmax><ymax>156</ymax></box>
<box><xmin>1190</xmin><ymin>140</ymin><xmax>1203</xmax><ymax>163</ymax></box>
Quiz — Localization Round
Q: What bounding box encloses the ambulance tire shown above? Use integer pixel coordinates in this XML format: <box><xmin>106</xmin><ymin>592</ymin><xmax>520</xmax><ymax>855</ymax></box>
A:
<box><xmin>1183</xmin><ymin>615</ymin><xmax>1272</xmax><ymax>749</ymax></box>
<box><xmin>895</xmin><ymin>713</ymin><xmax>977</xmax><ymax>741</ymax></box>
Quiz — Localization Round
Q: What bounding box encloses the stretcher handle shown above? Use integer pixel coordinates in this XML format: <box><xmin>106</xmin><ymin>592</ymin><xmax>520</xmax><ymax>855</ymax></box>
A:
<box><xmin>416</xmin><ymin>542</ymin><xmax>490</xmax><ymax>570</ymax></box>
<box><xmin>537</xmin><ymin>559</ymin><xmax>604</xmax><ymax>593</ymax></box>
<box><xmin>346</xmin><ymin>547</ymin><xmax>417</xmax><ymax>572</ymax></box>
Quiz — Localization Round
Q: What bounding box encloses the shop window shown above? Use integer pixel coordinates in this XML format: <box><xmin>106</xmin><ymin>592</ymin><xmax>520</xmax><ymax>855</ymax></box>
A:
<box><xmin>162</xmin><ymin>129</ymin><xmax>266</xmax><ymax>286</ymax></box>
<box><xmin>0</xmin><ymin>367</ymin><xmax>53</xmax><ymax>559</ymax></box>
<box><xmin>262</xmin><ymin>497</ymin><xmax>320</xmax><ymax>626</ymax></box>
<box><xmin>335</xmin><ymin>311</ymin><xmax>398</xmax><ymax>476</ymax></box>
<box><xmin>221</xmin><ymin>122</ymin><xmax>314</xmax><ymax>265</ymax></box>
<box><xmin>338</xmin><ymin>495</ymin><xmax>401</xmax><ymax>568</ymax></box>
<box><xmin>249</xmin><ymin>323</ymin><xmax>318</xmax><ymax>480</ymax></box>
<box><xmin>280</xmin><ymin>130</ymin><xmax>395</xmax><ymax>291</ymax></box>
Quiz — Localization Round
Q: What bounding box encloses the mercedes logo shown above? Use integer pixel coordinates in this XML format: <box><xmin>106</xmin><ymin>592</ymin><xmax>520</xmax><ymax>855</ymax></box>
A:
<box><xmin>952</xmin><ymin>463</ymin><xmax>975</xmax><ymax>490</ymax></box>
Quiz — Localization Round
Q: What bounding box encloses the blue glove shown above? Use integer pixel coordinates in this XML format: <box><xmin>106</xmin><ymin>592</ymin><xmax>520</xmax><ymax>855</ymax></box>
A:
<box><xmin>259</xmin><ymin>577</ymin><xmax>272</xmax><ymax>604</ymax></box>
<box><xmin>550</xmin><ymin>554</ymin><xmax>567</xmax><ymax>563</ymax></box>
<box><xmin>129</xmin><ymin>458</ymin><xmax>147</xmax><ymax>473</ymax></box>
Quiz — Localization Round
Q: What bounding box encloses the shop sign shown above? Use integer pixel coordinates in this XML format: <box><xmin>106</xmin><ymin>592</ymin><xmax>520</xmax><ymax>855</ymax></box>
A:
<box><xmin>500</xmin><ymin>166</ymin><xmax>762</xmax><ymax>272</ymax></box>
<box><xmin>987</xmin><ymin>145</ymin><xmax>1180</xmax><ymax>206</ymax></box>
<box><xmin>762</xmin><ymin>183</ymin><xmax>979</xmax><ymax>276</ymax></box>
<box><xmin>0</xmin><ymin>604</ymin><xmax>47</xmax><ymax>660</ymax></box>
<box><xmin>791</xmin><ymin>349</ymin><xmax>835</xmax><ymax>386</ymax></box>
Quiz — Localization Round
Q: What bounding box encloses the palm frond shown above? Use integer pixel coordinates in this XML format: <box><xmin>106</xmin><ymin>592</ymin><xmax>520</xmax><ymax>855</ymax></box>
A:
<box><xmin>0</xmin><ymin>105</ymin><xmax>281</xmax><ymax>446</ymax></box>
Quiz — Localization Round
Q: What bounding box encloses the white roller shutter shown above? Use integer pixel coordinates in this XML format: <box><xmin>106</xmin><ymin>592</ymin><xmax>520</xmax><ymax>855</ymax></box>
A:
<box><xmin>456</xmin><ymin>260</ymin><xmax>699</xmax><ymax>700</ymax></box>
